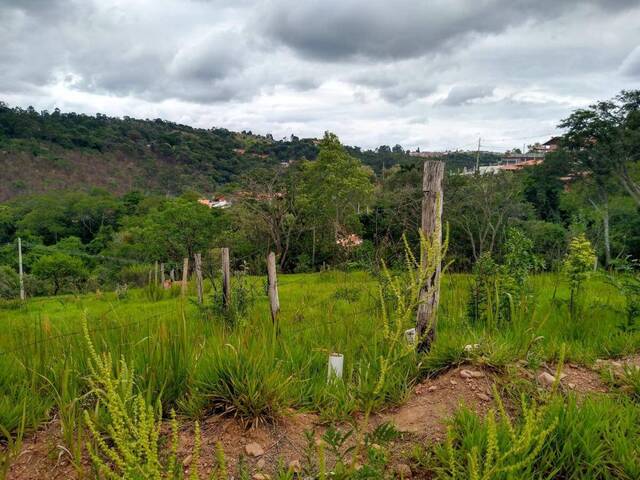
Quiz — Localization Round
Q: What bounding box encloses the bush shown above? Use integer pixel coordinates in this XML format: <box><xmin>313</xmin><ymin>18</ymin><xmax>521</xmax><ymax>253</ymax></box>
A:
<box><xmin>0</xmin><ymin>266</ymin><xmax>19</xmax><ymax>299</ymax></box>
<box><xmin>119</xmin><ymin>263</ymin><xmax>153</xmax><ymax>288</ymax></box>
<box><xmin>32</xmin><ymin>253</ymin><xmax>88</xmax><ymax>295</ymax></box>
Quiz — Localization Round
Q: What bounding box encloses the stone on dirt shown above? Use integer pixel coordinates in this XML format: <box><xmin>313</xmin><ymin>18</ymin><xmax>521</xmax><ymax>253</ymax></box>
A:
<box><xmin>395</xmin><ymin>463</ymin><xmax>413</xmax><ymax>478</ymax></box>
<box><xmin>245</xmin><ymin>442</ymin><xmax>265</xmax><ymax>457</ymax></box>
<box><xmin>538</xmin><ymin>372</ymin><xmax>556</xmax><ymax>387</ymax></box>
<box><xmin>288</xmin><ymin>459</ymin><xmax>301</xmax><ymax>472</ymax></box>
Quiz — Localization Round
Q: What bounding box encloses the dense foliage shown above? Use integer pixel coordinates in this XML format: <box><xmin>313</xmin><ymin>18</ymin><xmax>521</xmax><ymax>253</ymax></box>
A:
<box><xmin>0</xmin><ymin>90</ymin><xmax>639</xmax><ymax>296</ymax></box>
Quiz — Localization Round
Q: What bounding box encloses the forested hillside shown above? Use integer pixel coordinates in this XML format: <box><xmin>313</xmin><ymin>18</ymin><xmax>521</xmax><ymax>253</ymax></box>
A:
<box><xmin>0</xmin><ymin>103</ymin><xmax>435</xmax><ymax>200</ymax></box>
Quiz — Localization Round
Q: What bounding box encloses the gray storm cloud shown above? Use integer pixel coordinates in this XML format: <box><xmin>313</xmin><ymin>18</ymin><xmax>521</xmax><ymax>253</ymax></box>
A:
<box><xmin>0</xmin><ymin>0</ymin><xmax>639</xmax><ymax>149</ymax></box>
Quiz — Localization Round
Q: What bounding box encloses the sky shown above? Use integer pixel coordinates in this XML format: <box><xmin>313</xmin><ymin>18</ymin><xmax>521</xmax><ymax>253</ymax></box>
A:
<box><xmin>1</xmin><ymin>0</ymin><xmax>639</xmax><ymax>152</ymax></box>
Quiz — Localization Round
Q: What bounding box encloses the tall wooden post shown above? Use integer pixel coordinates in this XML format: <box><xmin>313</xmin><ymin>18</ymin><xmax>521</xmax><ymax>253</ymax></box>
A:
<box><xmin>194</xmin><ymin>253</ymin><xmax>203</xmax><ymax>304</ymax></box>
<box><xmin>181</xmin><ymin>257</ymin><xmax>189</xmax><ymax>297</ymax></box>
<box><xmin>311</xmin><ymin>226</ymin><xmax>316</xmax><ymax>269</ymax></box>
<box><xmin>160</xmin><ymin>263</ymin><xmax>165</xmax><ymax>286</ymax></box>
<box><xmin>221</xmin><ymin>248</ymin><xmax>231</xmax><ymax>309</ymax></box>
<box><xmin>415</xmin><ymin>160</ymin><xmax>444</xmax><ymax>353</ymax></box>
<box><xmin>18</xmin><ymin>237</ymin><xmax>25</xmax><ymax>301</ymax></box>
<box><xmin>267</xmin><ymin>252</ymin><xmax>280</xmax><ymax>325</ymax></box>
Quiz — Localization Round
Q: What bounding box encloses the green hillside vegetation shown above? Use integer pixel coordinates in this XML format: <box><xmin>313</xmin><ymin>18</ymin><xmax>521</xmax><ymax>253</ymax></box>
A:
<box><xmin>0</xmin><ymin>103</ymin><xmax>430</xmax><ymax>201</ymax></box>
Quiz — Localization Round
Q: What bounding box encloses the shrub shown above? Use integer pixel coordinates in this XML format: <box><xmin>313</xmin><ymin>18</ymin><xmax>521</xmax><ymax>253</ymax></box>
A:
<box><xmin>0</xmin><ymin>266</ymin><xmax>19</xmax><ymax>299</ymax></box>
<box><xmin>564</xmin><ymin>234</ymin><xmax>596</xmax><ymax>317</ymax></box>
<box><xmin>119</xmin><ymin>263</ymin><xmax>153</xmax><ymax>288</ymax></box>
<box><xmin>32</xmin><ymin>253</ymin><xmax>88</xmax><ymax>295</ymax></box>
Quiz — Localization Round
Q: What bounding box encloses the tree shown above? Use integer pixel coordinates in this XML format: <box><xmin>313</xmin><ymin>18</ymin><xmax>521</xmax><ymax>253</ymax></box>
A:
<box><xmin>560</xmin><ymin>90</ymin><xmax>640</xmax><ymax>206</ymax></box>
<box><xmin>523</xmin><ymin>150</ymin><xmax>571</xmax><ymax>222</ymax></box>
<box><xmin>135</xmin><ymin>199</ymin><xmax>221</xmax><ymax>262</ymax></box>
<box><xmin>235</xmin><ymin>165</ymin><xmax>303</xmax><ymax>269</ymax></box>
<box><xmin>0</xmin><ymin>265</ymin><xmax>19</xmax><ymax>299</ymax></box>
<box><xmin>446</xmin><ymin>172</ymin><xmax>530</xmax><ymax>265</ymax></box>
<box><xmin>302</xmin><ymin>132</ymin><xmax>373</xmax><ymax>238</ymax></box>
<box><xmin>32</xmin><ymin>253</ymin><xmax>88</xmax><ymax>294</ymax></box>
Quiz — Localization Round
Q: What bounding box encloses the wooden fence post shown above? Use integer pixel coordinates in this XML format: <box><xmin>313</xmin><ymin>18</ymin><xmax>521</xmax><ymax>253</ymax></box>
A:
<box><xmin>160</xmin><ymin>263</ymin><xmax>165</xmax><ymax>286</ymax></box>
<box><xmin>221</xmin><ymin>247</ymin><xmax>231</xmax><ymax>309</ymax></box>
<box><xmin>194</xmin><ymin>253</ymin><xmax>203</xmax><ymax>304</ymax></box>
<box><xmin>267</xmin><ymin>252</ymin><xmax>280</xmax><ymax>325</ymax></box>
<box><xmin>170</xmin><ymin>268</ymin><xmax>175</xmax><ymax>282</ymax></box>
<box><xmin>18</xmin><ymin>237</ymin><xmax>25</xmax><ymax>301</ymax></box>
<box><xmin>181</xmin><ymin>257</ymin><xmax>189</xmax><ymax>297</ymax></box>
<box><xmin>154</xmin><ymin>261</ymin><xmax>159</xmax><ymax>285</ymax></box>
<box><xmin>415</xmin><ymin>160</ymin><xmax>444</xmax><ymax>353</ymax></box>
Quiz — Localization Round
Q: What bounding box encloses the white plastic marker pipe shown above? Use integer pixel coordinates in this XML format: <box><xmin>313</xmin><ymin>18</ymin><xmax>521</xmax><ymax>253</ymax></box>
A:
<box><xmin>327</xmin><ymin>353</ymin><xmax>344</xmax><ymax>381</ymax></box>
<box><xmin>404</xmin><ymin>328</ymin><xmax>416</xmax><ymax>345</ymax></box>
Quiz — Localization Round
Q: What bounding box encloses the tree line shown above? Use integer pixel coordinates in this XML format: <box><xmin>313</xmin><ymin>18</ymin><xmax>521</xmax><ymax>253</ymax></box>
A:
<box><xmin>0</xmin><ymin>90</ymin><xmax>639</xmax><ymax>297</ymax></box>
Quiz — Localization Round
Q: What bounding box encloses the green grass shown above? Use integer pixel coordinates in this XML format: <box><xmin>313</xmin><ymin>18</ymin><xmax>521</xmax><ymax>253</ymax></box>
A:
<box><xmin>0</xmin><ymin>271</ymin><xmax>639</xmax><ymax>450</ymax></box>
<box><xmin>415</xmin><ymin>394</ymin><xmax>640</xmax><ymax>479</ymax></box>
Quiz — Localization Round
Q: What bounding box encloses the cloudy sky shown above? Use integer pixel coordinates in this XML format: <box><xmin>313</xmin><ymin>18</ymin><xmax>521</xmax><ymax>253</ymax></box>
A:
<box><xmin>1</xmin><ymin>0</ymin><xmax>639</xmax><ymax>151</ymax></box>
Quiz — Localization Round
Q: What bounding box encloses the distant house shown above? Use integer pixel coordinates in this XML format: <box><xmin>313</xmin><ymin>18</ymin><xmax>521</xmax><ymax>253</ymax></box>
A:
<box><xmin>409</xmin><ymin>151</ymin><xmax>448</xmax><ymax>158</ymax></box>
<box><xmin>461</xmin><ymin>165</ymin><xmax>501</xmax><ymax>175</ymax></box>
<box><xmin>198</xmin><ymin>196</ymin><xmax>232</xmax><ymax>209</ymax></box>
<box><xmin>502</xmin><ymin>152</ymin><xmax>545</xmax><ymax>165</ymax></box>
<box><xmin>336</xmin><ymin>233</ymin><xmax>363</xmax><ymax>248</ymax></box>
<box><xmin>498</xmin><ymin>159</ymin><xmax>544</xmax><ymax>171</ymax></box>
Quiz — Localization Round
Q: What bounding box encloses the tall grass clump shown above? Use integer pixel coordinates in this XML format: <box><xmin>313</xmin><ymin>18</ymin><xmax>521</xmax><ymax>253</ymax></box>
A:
<box><xmin>427</xmin><ymin>394</ymin><xmax>640</xmax><ymax>480</ymax></box>
<box><xmin>82</xmin><ymin>317</ymin><xmax>202</xmax><ymax>479</ymax></box>
<box><xmin>467</xmin><ymin>228</ymin><xmax>540</xmax><ymax>328</ymax></box>
<box><xmin>433</xmin><ymin>391</ymin><xmax>557</xmax><ymax>480</ymax></box>
<box><xmin>564</xmin><ymin>233</ymin><xmax>596</xmax><ymax>320</ymax></box>
<box><xmin>194</xmin><ymin>339</ymin><xmax>295</xmax><ymax>427</ymax></box>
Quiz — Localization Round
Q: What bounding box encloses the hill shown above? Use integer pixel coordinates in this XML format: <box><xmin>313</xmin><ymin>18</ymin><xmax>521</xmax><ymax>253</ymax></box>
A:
<box><xmin>0</xmin><ymin>103</ymin><xmax>432</xmax><ymax>201</ymax></box>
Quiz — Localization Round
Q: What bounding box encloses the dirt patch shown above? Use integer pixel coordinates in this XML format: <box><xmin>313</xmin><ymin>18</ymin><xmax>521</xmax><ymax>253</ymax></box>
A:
<box><xmin>377</xmin><ymin>367</ymin><xmax>497</xmax><ymax>443</ymax></box>
<box><xmin>7</xmin><ymin>419</ymin><xmax>81</xmax><ymax>480</ymax></box>
<box><xmin>175</xmin><ymin>411</ymin><xmax>319</xmax><ymax>478</ymax></box>
<box><xmin>8</xmin><ymin>411</ymin><xmax>320</xmax><ymax>480</ymax></box>
<box><xmin>559</xmin><ymin>363</ymin><xmax>609</xmax><ymax>393</ymax></box>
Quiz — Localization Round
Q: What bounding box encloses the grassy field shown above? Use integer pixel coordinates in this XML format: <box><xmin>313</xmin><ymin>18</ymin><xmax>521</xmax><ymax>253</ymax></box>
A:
<box><xmin>1</xmin><ymin>270</ymin><xmax>639</xmax><ymax>478</ymax></box>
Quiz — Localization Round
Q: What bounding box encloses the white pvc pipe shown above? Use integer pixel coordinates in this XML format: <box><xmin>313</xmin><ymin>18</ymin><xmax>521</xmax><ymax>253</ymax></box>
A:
<box><xmin>327</xmin><ymin>353</ymin><xmax>344</xmax><ymax>381</ymax></box>
<box><xmin>404</xmin><ymin>328</ymin><xmax>416</xmax><ymax>345</ymax></box>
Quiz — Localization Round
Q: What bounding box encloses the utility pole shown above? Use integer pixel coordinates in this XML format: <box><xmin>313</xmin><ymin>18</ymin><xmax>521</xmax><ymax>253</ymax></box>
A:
<box><xmin>18</xmin><ymin>237</ymin><xmax>25</xmax><ymax>301</ymax></box>
<box><xmin>474</xmin><ymin>137</ymin><xmax>481</xmax><ymax>174</ymax></box>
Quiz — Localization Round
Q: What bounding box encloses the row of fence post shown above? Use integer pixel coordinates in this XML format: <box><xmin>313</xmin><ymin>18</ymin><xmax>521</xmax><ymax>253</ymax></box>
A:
<box><xmin>154</xmin><ymin>248</ymin><xmax>279</xmax><ymax>323</ymax></box>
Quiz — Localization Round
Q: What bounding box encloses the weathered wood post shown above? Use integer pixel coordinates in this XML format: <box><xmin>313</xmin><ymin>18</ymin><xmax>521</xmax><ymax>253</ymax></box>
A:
<box><xmin>181</xmin><ymin>257</ymin><xmax>189</xmax><ymax>297</ymax></box>
<box><xmin>18</xmin><ymin>237</ymin><xmax>25</xmax><ymax>301</ymax></box>
<box><xmin>415</xmin><ymin>160</ymin><xmax>444</xmax><ymax>353</ymax></box>
<box><xmin>267</xmin><ymin>252</ymin><xmax>280</xmax><ymax>325</ymax></box>
<box><xmin>194</xmin><ymin>253</ymin><xmax>204</xmax><ymax>304</ymax></box>
<box><xmin>170</xmin><ymin>268</ymin><xmax>175</xmax><ymax>282</ymax></box>
<box><xmin>154</xmin><ymin>260</ymin><xmax>159</xmax><ymax>285</ymax></box>
<box><xmin>221</xmin><ymin>247</ymin><xmax>231</xmax><ymax>309</ymax></box>
<box><xmin>160</xmin><ymin>262</ymin><xmax>165</xmax><ymax>286</ymax></box>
